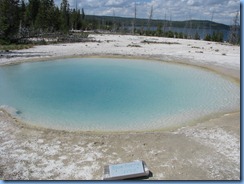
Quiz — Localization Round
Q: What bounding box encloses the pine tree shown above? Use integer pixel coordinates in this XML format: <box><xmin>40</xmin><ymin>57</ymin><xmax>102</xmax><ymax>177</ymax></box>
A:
<box><xmin>27</xmin><ymin>0</ymin><xmax>40</xmax><ymax>27</ymax></box>
<box><xmin>194</xmin><ymin>32</ymin><xmax>200</xmax><ymax>40</ymax></box>
<box><xmin>18</xmin><ymin>0</ymin><xmax>28</xmax><ymax>38</ymax></box>
<box><xmin>204</xmin><ymin>34</ymin><xmax>212</xmax><ymax>41</ymax></box>
<box><xmin>70</xmin><ymin>8</ymin><xmax>81</xmax><ymax>30</ymax></box>
<box><xmin>19</xmin><ymin>0</ymin><xmax>26</xmax><ymax>23</ymax></box>
<box><xmin>70</xmin><ymin>9</ymin><xmax>76</xmax><ymax>30</ymax></box>
<box><xmin>35</xmin><ymin>0</ymin><xmax>56</xmax><ymax>32</ymax></box>
<box><xmin>82</xmin><ymin>8</ymin><xmax>85</xmax><ymax>20</ymax></box>
<box><xmin>0</xmin><ymin>0</ymin><xmax>20</xmax><ymax>43</ymax></box>
<box><xmin>76</xmin><ymin>9</ymin><xmax>82</xmax><ymax>30</ymax></box>
<box><xmin>48</xmin><ymin>0</ymin><xmax>57</xmax><ymax>31</ymax></box>
<box><xmin>53</xmin><ymin>7</ymin><xmax>61</xmax><ymax>31</ymax></box>
<box><xmin>60</xmin><ymin>0</ymin><xmax>70</xmax><ymax>32</ymax></box>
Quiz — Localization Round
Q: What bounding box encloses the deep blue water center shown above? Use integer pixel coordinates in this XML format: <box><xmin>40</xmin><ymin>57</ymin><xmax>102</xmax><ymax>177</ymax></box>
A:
<box><xmin>0</xmin><ymin>58</ymin><xmax>240</xmax><ymax>131</ymax></box>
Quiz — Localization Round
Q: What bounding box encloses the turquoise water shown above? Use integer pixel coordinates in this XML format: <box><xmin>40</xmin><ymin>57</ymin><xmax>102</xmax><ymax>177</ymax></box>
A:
<box><xmin>0</xmin><ymin>58</ymin><xmax>240</xmax><ymax>131</ymax></box>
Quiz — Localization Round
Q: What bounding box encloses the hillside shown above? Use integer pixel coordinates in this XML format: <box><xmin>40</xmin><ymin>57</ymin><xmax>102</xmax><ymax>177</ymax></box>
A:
<box><xmin>85</xmin><ymin>15</ymin><xmax>230</xmax><ymax>30</ymax></box>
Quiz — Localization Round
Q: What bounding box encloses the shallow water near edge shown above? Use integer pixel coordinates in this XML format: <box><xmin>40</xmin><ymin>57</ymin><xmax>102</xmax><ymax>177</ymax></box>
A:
<box><xmin>0</xmin><ymin>58</ymin><xmax>240</xmax><ymax>131</ymax></box>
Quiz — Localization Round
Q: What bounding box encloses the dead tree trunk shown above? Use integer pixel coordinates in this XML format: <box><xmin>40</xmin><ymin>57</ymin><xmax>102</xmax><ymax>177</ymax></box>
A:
<box><xmin>147</xmin><ymin>6</ymin><xmax>153</xmax><ymax>31</ymax></box>
<box><xmin>229</xmin><ymin>11</ymin><xmax>240</xmax><ymax>45</ymax></box>
<box><xmin>132</xmin><ymin>2</ymin><xmax>137</xmax><ymax>35</ymax></box>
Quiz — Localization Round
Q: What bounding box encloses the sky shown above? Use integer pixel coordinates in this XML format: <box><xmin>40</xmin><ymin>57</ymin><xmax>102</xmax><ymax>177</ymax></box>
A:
<box><xmin>54</xmin><ymin>0</ymin><xmax>240</xmax><ymax>25</ymax></box>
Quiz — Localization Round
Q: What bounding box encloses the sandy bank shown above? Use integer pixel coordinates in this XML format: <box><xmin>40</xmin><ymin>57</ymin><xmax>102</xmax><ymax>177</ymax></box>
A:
<box><xmin>0</xmin><ymin>34</ymin><xmax>240</xmax><ymax>180</ymax></box>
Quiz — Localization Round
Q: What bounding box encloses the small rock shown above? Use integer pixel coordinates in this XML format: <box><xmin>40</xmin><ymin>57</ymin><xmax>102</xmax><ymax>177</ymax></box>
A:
<box><xmin>37</xmin><ymin>139</ymin><xmax>44</xmax><ymax>144</ymax></box>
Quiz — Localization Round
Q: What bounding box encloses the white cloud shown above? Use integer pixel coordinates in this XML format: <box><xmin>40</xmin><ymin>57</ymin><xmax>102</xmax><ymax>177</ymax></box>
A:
<box><xmin>105</xmin><ymin>0</ymin><xmax>131</xmax><ymax>7</ymax></box>
<box><xmin>54</xmin><ymin>0</ymin><xmax>240</xmax><ymax>25</ymax></box>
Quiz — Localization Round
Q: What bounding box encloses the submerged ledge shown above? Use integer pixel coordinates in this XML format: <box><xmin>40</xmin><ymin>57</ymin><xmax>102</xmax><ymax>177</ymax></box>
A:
<box><xmin>0</xmin><ymin>106</ymin><xmax>240</xmax><ymax>135</ymax></box>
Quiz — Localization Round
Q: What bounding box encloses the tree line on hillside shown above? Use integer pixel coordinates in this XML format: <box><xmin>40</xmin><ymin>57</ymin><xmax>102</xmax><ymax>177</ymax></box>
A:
<box><xmin>0</xmin><ymin>0</ymin><xmax>86</xmax><ymax>43</ymax></box>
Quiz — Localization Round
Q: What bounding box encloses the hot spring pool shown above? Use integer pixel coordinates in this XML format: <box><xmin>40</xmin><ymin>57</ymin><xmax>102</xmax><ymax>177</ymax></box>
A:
<box><xmin>0</xmin><ymin>58</ymin><xmax>240</xmax><ymax>131</ymax></box>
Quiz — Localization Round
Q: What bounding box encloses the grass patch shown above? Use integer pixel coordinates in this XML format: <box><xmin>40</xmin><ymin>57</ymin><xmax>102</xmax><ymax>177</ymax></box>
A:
<box><xmin>127</xmin><ymin>44</ymin><xmax>141</xmax><ymax>47</ymax></box>
<box><xmin>191</xmin><ymin>46</ymin><xmax>201</xmax><ymax>49</ymax></box>
<box><xmin>195</xmin><ymin>51</ymin><xmax>204</xmax><ymax>54</ymax></box>
<box><xmin>0</xmin><ymin>44</ymin><xmax>34</xmax><ymax>51</ymax></box>
<box><xmin>142</xmin><ymin>40</ymin><xmax>180</xmax><ymax>45</ymax></box>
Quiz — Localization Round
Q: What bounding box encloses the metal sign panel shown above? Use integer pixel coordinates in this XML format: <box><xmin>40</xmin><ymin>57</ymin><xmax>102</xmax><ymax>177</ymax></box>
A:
<box><xmin>109</xmin><ymin>161</ymin><xmax>145</xmax><ymax>177</ymax></box>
